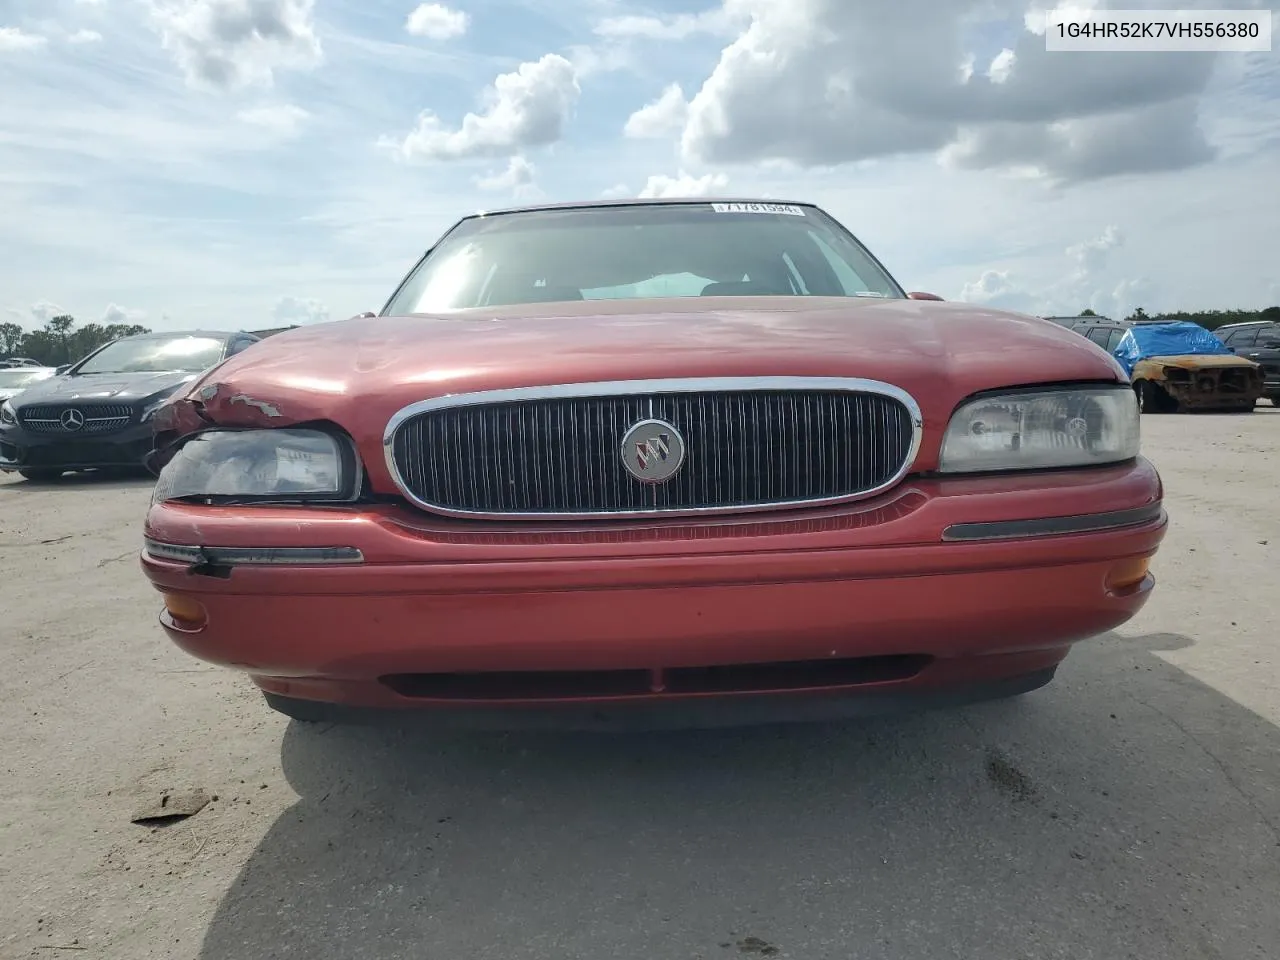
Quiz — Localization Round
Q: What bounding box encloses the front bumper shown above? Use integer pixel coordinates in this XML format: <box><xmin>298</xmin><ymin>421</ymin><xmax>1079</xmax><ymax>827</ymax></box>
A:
<box><xmin>140</xmin><ymin>458</ymin><xmax>1167</xmax><ymax>715</ymax></box>
<box><xmin>0</xmin><ymin>419</ymin><xmax>154</xmax><ymax>471</ymax></box>
<box><xmin>1155</xmin><ymin>371</ymin><xmax>1265</xmax><ymax>409</ymax></box>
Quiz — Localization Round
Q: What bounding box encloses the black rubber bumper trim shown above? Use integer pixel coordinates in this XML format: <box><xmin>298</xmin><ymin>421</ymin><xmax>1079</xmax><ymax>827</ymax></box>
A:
<box><xmin>263</xmin><ymin>667</ymin><xmax>1059</xmax><ymax>732</ymax></box>
<box><xmin>941</xmin><ymin>503</ymin><xmax>1165</xmax><ymax>543</ymax></box>
<box><xmin>144</xmin><ymin>539</ymin><xmax>364</xmax><ymax>566</ymax></box>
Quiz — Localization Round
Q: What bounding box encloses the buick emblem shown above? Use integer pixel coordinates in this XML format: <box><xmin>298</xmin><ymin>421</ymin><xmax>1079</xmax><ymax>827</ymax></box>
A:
<box><xmin>620</xmin><ymin>418</ymin><xmax>686</xmax><ymax>484</ymax></box>
<box><xmin>60</xmin><ymin>409</ymin><xmax>85</xmax><ymax>432</ymax></box>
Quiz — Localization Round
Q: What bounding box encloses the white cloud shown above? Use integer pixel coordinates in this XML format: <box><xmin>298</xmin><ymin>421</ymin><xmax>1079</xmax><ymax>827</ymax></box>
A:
<box><xmin>624</xmin><ymin>84</ymin><xmax>689</xmax><ymax>139</ymax></box>
<box><xmin>638</xmin><ymin>170</ymin><xmax>729</xmax><ymax>199</ymax></box>
<box><xmin>939</xmin><ymin>99</ymin><xmax>1215</xmax><ymax>183</ymax></box>
<box><xmin>29</xmin><ymin>301</ymin><xmax>65</xmax><ymax>325</ymax></box>
<box><xmin>236</xmin><ymin>103</ymin><xmax>310</xmax><ymax>137</ymax></box>
<box><xmin>101</xmin><ymin>303</ymin><xmax>147</xmax><ymax>325</ymax></box>
<box><xmin>146</xmin><ymin>0</ymin><xmax>322</xmax><ymax>89</ymax></box>
<box><xmin>1067</xmin><ymin>225</ymin><xmax>1123</xmax><ymax>277</ymax></box>
<box><xmin>956</xmin><ymin>269</ymin><xmax>1043</xmax><ymax>314</ymax></box>
<box><xmin>1110</xmin><ymin>278</ymin><xmax>1158</xmax><ymax>318</ymax></box>
<box><xmin>385</xmin><ymin>53</ymin><xmax>580</xmax><ymax>161</ymax></box>
<box><xmin>68</xmin><ymin>30</ymin><xmax>104</xmax><ymax>45</ymax></box>
<box><xmin>960</xmin><ymin>269</ymin><xmax>1013</xmax><ymax>303</ymax></box>
<box><xmin>0</xmin><ymin>27</ymin><xmax>48</xmax><ymax>52</ymax></box>
<box><xmin>565</xmin><ymin>42</ymin><xmax>634</xmax><ymax>79</ymax></box>
<box><xmin>675</xmin><ymin>0</ymin><xmax>1222</xmax><ymax>181</ymax></box>
<box><xmin>957</xmin><ymin>224</ymin><xmax>1142</xmax><ymax>317</ymax></box>
<box><xmin>272</xmin><ymin>296</ymin><xmax>329</xmax><ymax>326</ymax></box>
<box><xmin>405</xmin><ymin>3</ymin><xmax>469</xmax><ymax>40</ymax></box>
<box><xmin>595</xmin><ymin>9</ymin><xmax>742</xmax><ymax>40</ymax></box>
<box><xmin>475</xmin><ymin>156</ymin><xmax>536</xmax><ymax>193</ymax></box>
<box><xmin>1081</xmin><ymin>277</ymin><xmax>1160</xmax><ymax>320</ymax></box>
<box><xmin>1023</xmin><ymin>1</ymin><xmax>1099</xmax><ymax>37</ymax></box>
<box><xmin>601</xmin><ymin>183</ymin><xmax>631</xmax><ymax>199</ymax></box>
<box><xmin>987</xmin><ymin>48</ymin><xmax>1015</xmax><ymax>84</ymax></box>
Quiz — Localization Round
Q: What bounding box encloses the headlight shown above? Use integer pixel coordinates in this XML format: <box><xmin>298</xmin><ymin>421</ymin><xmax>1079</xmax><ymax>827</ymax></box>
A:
<box><xmin>152</xmin><ymin>429</ymin><xmax>360</xmax><ymax>504</ymax></box>
<box><xmin>0</xmin><ymin>400</ymin><xmax>15</xmax><ymax>426</ymax></box>
<box><xmin>939</xmin><ymin>386</ymin><xmax>1139</xmax><ymax>473</ymax></box>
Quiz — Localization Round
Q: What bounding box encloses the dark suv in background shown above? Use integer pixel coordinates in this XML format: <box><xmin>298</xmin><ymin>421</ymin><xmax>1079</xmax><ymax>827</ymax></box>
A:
<box><xmin>1055</xmin><ymin>316</ymin><xmax>1135</xmax><ymax>353</ymax></box>
<box><xmin>1215</xmin><ymin>320</ymin><xmax>1280</xmax><ymax>406</ymax></box>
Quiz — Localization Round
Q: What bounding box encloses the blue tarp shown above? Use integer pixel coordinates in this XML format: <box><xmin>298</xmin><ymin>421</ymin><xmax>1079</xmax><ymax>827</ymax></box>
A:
<box><xmin>1113</xmin><ymin>321</ymin><xmax>1232</xmax><ymax>377</ymax></box>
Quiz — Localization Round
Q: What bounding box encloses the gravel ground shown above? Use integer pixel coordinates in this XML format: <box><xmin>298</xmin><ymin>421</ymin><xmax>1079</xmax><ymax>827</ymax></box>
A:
<box><xmin>1</xmin><ymin>408</ymin><xmax>1278</xmax><ymax>960</ymax></box>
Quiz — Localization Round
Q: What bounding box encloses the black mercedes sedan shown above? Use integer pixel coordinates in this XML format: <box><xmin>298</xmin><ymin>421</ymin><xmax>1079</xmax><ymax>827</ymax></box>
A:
<box><xmin>0</xmin><ymin>330</ymin><xmax>259</xmax><ymax>481</ymax></box>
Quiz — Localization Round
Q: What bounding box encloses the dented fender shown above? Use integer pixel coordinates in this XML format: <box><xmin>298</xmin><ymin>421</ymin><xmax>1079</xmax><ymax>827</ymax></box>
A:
<box><xmin>149</xmin><ymin>379</ymin><xmax>327</xmax><ymax>472</ymax></box>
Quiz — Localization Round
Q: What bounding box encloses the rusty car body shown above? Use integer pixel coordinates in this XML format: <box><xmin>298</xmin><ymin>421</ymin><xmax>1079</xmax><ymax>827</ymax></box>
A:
<box><xmin>1068</xmin><ymin>317</ymin><xmax>1263</xmax><ymax>413</ymax></box>
<box><xmin>138</xmin><ymin>199</ymin><xmax>1166</xmax><ymax>729</ymax></box>
<box><xmin>1131</xmin><ymin>354</ymin><xmax>1263</xmax><ymax>412</ymax></box>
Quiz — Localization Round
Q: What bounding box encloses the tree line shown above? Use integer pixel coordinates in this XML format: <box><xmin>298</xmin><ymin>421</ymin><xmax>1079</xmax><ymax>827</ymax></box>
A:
<box><xmin>1</xmin><ymin>315</ymin><xmax>151</xmax><ymax>367</ymax></box>
<box><xmin>1081</xmin><ymin>306</ymin><xmax>1280</xmax><ymax>329</ymax></box>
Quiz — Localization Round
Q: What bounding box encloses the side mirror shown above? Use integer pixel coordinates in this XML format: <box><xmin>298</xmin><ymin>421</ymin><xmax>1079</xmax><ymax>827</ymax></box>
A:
<box><xmin>55</xmin><ymin>364</ymin><xmax>71</xmax><ymax>375</ymax></box>
<box><xmin>907</xmin><ymin>291</ymin><xmax>945</xmax><ymax>301</ymax></box>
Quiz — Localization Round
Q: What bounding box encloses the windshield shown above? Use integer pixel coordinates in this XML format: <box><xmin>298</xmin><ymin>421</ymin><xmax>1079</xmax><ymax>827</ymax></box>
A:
<box><xmin>383</xmin><ymin>202</ymin><xmax>905</xmax><ymax>314</ymax></box>
<box><xmin>0</xmin><ymin>368</ymin><xmax>53</xmax><ymax>388</ymax></box>
<box><xmin>75</xmin><ymin>336</ymin><xmax>226</xmax><ymax>375</ymax></box>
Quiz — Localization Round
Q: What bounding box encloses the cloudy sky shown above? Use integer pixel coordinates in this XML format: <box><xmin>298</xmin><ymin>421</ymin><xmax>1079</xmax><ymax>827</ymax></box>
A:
<box><xmin>0</xmin><ymin>0</ymin><xmax>1277</xmax><ymax>334</ymax></box>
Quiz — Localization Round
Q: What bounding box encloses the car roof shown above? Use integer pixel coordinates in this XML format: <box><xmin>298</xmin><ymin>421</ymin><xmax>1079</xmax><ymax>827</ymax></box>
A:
<box><xmin>112</xmin><ymin>329</ymin><xmax>256</xmax><ymax>342</ymax></box>
<box><xmin>469</xmin><ymin>197</ymin><xmax>819</xmax><ymax>218</ymax></box>
<box><xmin>1044</xmin><ymin>321</ymin><xmax>1116</xmax><ymax>330</ymax></box>
<box><xmin>1216</xmin><ymin>320</ymin><xmax>1272</xmax><ymax>329</ymax></box>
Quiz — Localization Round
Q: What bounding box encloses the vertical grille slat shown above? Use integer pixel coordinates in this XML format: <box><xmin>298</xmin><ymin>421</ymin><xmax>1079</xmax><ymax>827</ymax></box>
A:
<box><xmin>390</xmin><ymin>383</ymin><xmax>916</xmax><ymax>517</ymax></box>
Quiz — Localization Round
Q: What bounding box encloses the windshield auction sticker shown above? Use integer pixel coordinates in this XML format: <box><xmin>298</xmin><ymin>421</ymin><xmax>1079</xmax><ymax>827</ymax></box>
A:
<box><xmin>711</xmin><ymin>203</ymin><xmax>807</xmax><ymax>216</ymax></box>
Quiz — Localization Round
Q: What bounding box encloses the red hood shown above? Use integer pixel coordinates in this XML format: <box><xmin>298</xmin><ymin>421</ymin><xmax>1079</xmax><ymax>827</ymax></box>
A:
<box><xmin>176</xmin><ymin>297</ymin><xmax>1127</xmax><ymax>489</ymax></box>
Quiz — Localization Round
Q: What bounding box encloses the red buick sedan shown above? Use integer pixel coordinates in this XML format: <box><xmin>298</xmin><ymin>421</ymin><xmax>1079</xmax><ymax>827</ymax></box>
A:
<box><xmin>140</xmin><ymin>199</ymin><xmax>1166</xmax><ymax>728</ymax></box>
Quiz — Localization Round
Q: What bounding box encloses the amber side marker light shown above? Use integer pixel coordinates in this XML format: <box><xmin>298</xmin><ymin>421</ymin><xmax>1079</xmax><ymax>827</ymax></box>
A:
<box><xmin>161</xmin><ymin>593</ymin><xmax>207</xmax><ymax>630</ymax></box>
<box><xmin>1106</xmin><ymin>557</ymin><xmax>1151</xmax><ymax>592</ymax></box>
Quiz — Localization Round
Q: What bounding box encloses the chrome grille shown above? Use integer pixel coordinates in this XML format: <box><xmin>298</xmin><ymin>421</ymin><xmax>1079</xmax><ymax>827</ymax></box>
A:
<box><xmin>386</xmin><ymin>379</ymin><xmax>920</xmax><ymax>518</ymax></box>
<box><xmin>20</xmin><ymin>404</ymin><xmax>134</xmax><ymax>435</ymax></box>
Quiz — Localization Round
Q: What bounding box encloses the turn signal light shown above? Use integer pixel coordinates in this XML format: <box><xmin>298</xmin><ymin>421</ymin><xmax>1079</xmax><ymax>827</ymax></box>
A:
<box><xmin>161</xmin><ymin>593</ymin><xmax>207</xmax><ymax>630</ymax></box>
<box><xmin>1105</xmin><ymin>557</ymin><xmax>1151</xmax><ymax>592</ymax></box>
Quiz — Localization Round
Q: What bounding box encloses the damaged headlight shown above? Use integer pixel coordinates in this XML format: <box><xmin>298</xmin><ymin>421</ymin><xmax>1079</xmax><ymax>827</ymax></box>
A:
<box><xmin>939</xmin><ymin>386</ymin><xmax>1140</xmax><ymax>473</ymax></box>
<box><xmin>152</xmin><ymin>429</ymin><xmax>360</xmax><ymax>504</ymax></box>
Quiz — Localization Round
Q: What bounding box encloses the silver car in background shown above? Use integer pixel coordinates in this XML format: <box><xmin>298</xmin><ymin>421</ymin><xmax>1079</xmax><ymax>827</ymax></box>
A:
<box><xmin>0</xmin><ymin>365</ymin><xmax>57</xmax><ymax>403</ymax></box>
